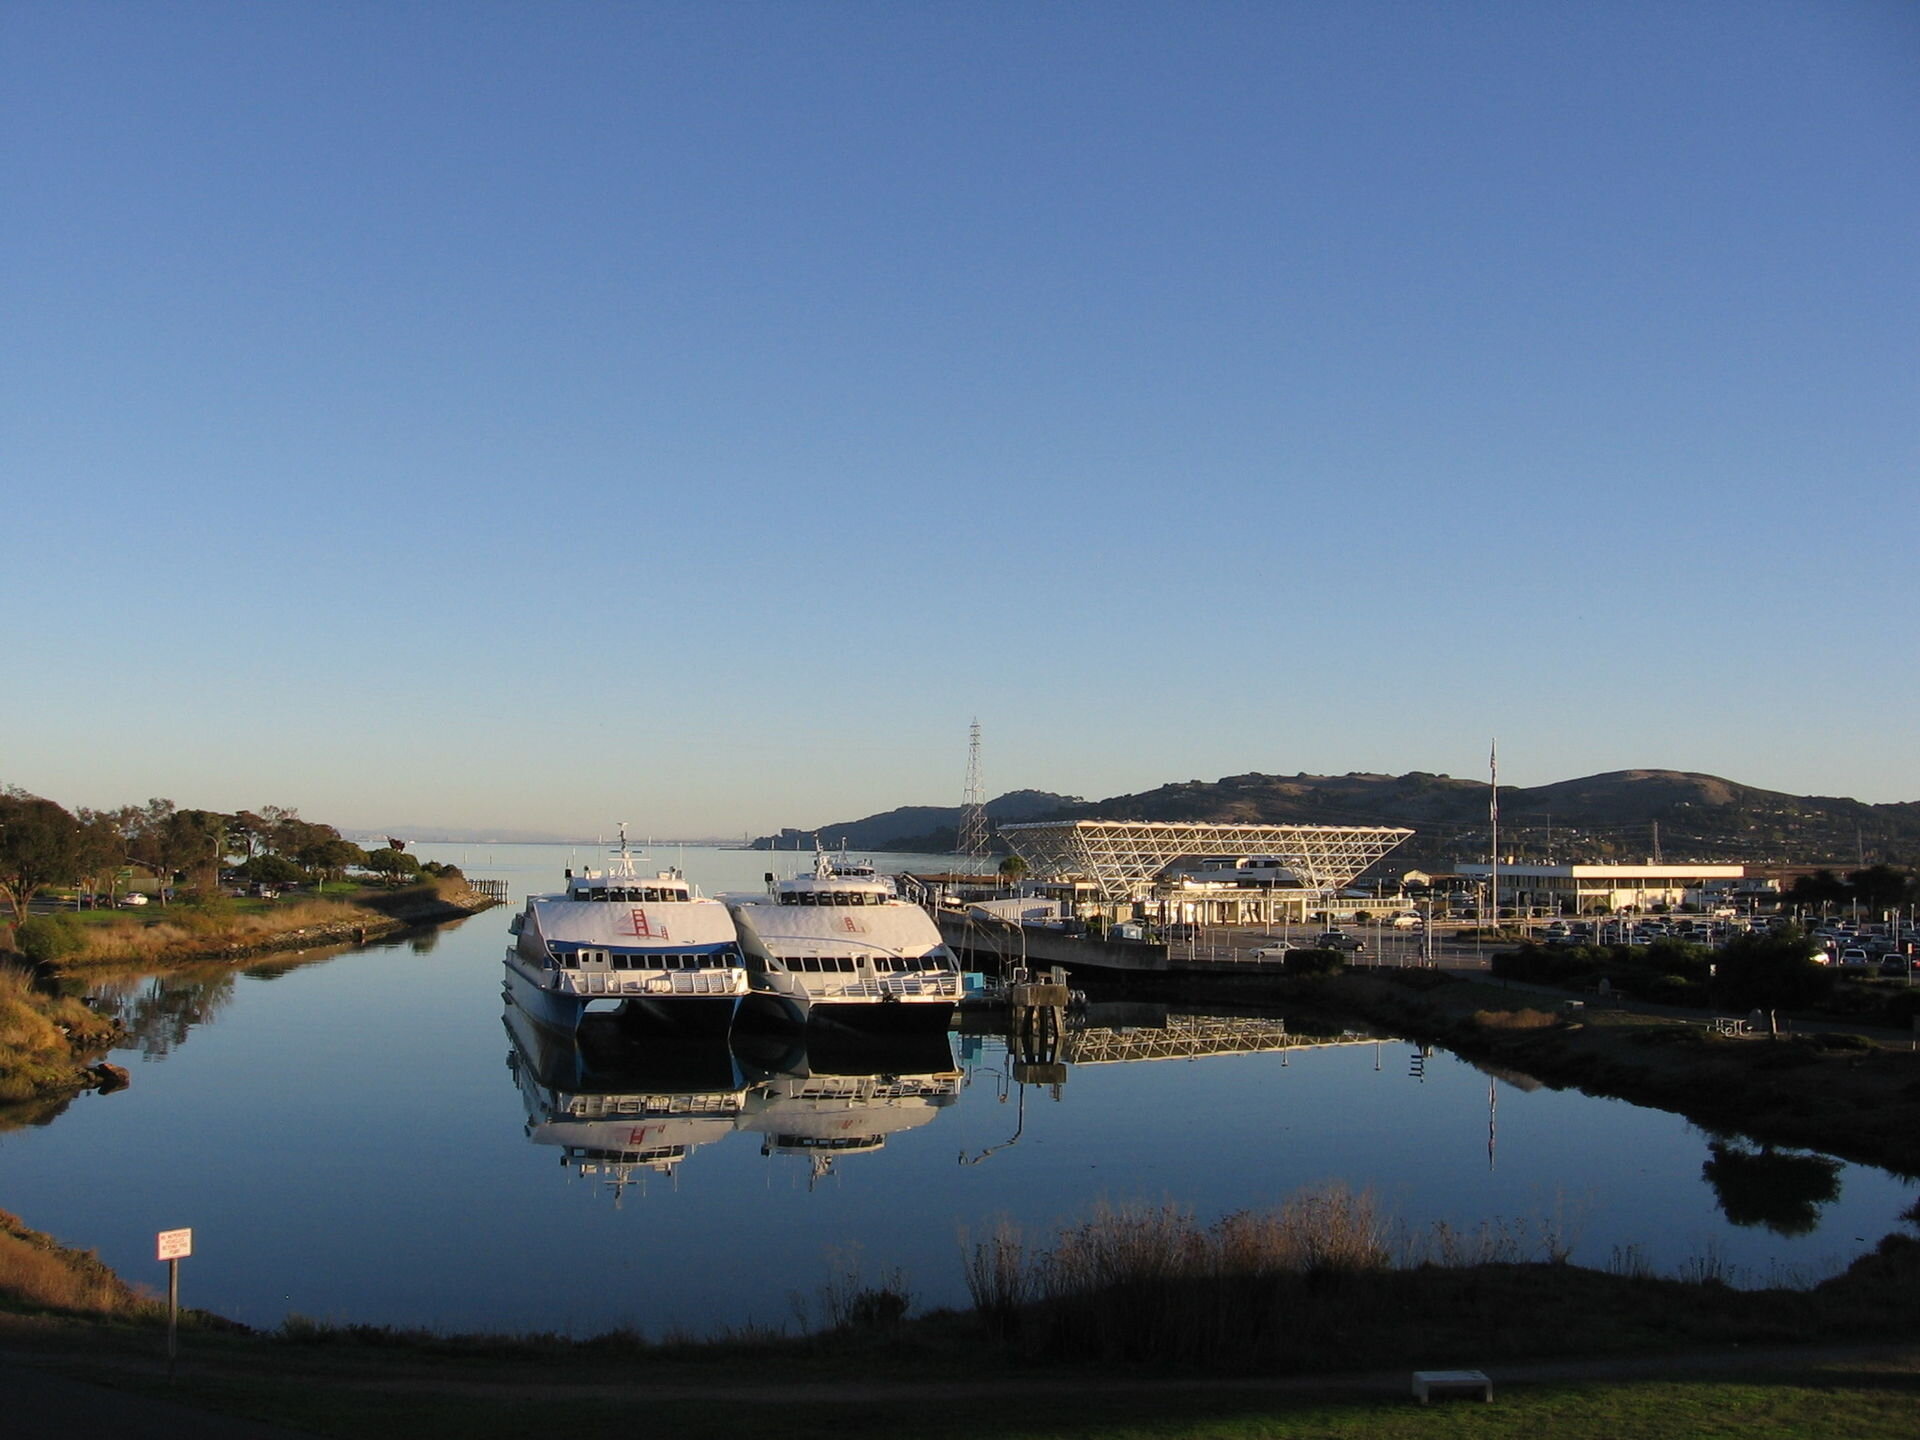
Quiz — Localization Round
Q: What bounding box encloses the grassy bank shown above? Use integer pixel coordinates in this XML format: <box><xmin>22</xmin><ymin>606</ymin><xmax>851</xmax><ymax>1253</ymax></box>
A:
<box><xmin>0</xmin><ymin>961</ymin><xmax>120</xmax><ymax>1104</ymax></box>
<box><xmin>29</xmin><ymin>876</ymin><xmax>496</xmax><ymax>971</ymax></box>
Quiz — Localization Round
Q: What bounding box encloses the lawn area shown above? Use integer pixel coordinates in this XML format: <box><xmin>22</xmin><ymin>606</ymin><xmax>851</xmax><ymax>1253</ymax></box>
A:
<box><xmin>46</xmin><ymin>1355</ymin><xmax>1920</xmax><ymax>1440</ymax></box>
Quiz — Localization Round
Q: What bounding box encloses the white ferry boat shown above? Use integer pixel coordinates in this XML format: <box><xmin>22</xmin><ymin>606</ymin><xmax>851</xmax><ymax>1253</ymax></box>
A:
<box><xmin>726</xmin><ymin>850</ymin><xmax>962</xmax><ymax>1033</ymax></box>
<box><xmin>504</xmin><ymin>827</ymin><xmax>749</xmax><ymax>1036</ymax></box>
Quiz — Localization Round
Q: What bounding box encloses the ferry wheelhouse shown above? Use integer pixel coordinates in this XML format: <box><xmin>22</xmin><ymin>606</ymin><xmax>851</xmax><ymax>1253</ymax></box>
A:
<box><xmin>504</xmin><ymin>828</ymin><xmax>748</xmax><ymax>1036</ymax></box>
<box><xmin>727</xmin><ymin>851</ymin><xmax>961</xmax><ymax>1032</ymax></box>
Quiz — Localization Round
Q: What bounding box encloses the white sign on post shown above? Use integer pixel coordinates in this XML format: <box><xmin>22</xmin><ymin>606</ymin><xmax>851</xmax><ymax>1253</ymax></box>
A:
<box><xmin>157</xmin><ymin>1227</ymin><xmax>193</xmax><ymax>1261</ymax></box>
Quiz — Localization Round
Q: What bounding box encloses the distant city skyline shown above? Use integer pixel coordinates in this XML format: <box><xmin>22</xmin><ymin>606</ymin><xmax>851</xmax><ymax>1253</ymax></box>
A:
<box><xmin>6</xmin><ymin>3</ymin><xmax>1914</xmax><ymax>836</ymax></box>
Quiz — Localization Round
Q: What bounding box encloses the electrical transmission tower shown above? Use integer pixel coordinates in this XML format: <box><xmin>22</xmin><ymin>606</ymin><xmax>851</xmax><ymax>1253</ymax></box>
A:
<box><xmin>957</xmin><ymin>719</ymin><xmax>989</xmax><ymax>864</ymax></box>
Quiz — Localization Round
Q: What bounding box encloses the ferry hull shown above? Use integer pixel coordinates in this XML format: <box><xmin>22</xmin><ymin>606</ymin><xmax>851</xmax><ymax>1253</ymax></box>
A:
<box><xmin>503</xmin><ymin>960</ymin><xmax>739</xmax><ymax>1037</ymax></box>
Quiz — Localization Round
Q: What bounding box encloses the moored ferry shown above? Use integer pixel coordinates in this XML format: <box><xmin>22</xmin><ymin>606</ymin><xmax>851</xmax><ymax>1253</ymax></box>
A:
<box><xmin>504</xmin><ymin>826</ymin><xmax>749</xmax><ymax>1036</ymax></box>
<box><xmin>726</xmin><ymin>849</ymin><xmax>961</xmax><ymax>1032</ymax></box>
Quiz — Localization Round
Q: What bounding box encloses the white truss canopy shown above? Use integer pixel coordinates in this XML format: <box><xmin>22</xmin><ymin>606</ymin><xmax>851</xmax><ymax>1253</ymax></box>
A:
<box><xmin>998</xmin><ymin>820</ymin><xmax>1414</xmax><ymax>903</ymax></box>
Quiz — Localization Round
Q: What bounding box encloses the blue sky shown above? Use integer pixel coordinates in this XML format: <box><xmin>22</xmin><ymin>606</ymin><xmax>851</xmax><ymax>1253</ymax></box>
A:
<box><xmin>5</xmin><ymin>1</ymin><xmax>1915</xmax><ymax>837</ymax></box>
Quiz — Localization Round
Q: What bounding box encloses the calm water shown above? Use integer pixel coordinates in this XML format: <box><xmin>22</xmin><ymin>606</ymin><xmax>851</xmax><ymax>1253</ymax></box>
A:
<box><xmin>0</xmin><ymin>843</ymin><xmax>1911</xmax><ymax>1337</ymax></box>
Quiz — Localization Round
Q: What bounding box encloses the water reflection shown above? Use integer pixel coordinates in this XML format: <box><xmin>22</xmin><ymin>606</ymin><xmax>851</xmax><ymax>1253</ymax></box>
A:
<box><xmin>83</xmin><ymin>967</ymin><xmax>239</xmax><ymax>1059</ymax></box>
<box><xmin>504</xmin><ymin>1002</ymin><xmax>754</xmax><ymax>1200</ymax></box>
<box><xmin>503</xmin><ymin>1003</ymin><xmax>964</xmax><ymax>1196</ymax></box>
<box><xmin>1702</xmin><ymin>1140</ymin><xmax>1844</xmax><ymax>1236</ymax></box>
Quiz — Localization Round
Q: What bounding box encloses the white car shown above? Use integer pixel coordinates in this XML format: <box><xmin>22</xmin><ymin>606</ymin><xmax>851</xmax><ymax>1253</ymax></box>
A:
<box><xmin>120</xmin><ymin>893</ymin><xmax>149</xmax><ymax>907</ymax></box>
<box><xmin>1249</xmin><ymin>944</ymin><xmax>1294</xmax><ymax>959</ymax></box>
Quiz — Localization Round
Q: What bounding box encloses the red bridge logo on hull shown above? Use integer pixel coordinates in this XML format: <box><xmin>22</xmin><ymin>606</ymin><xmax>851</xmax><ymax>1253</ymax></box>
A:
<box><xmin>622</xmin><ymin>908</ymin><xmax>669</xmax><ymax>940</ymax></box>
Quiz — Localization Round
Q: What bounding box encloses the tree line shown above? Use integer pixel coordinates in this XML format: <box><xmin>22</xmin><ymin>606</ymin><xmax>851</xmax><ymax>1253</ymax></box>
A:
<box><xmin>0</xmin><ymin>788</ymin><xmax>428</xmax><ymax>924</ymax></box>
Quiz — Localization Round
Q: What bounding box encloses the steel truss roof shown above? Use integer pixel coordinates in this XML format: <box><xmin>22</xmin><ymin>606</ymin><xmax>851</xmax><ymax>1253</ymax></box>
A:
<box><xmin>997</xmin><ymin>820</ymin><xmax>1414</xmax><ymax>903</ymax></box>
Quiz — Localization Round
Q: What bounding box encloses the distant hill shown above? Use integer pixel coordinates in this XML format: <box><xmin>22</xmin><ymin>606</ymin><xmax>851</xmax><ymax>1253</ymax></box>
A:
<box><xmin>755</xmin><ymin>771</ymin><xmax>1920</xmax><ymax>868</ymax></box>
<box><xmin>750</xmin><ymin>790</ymin><xmax>1082</xmax><ymax>854</ymax></box>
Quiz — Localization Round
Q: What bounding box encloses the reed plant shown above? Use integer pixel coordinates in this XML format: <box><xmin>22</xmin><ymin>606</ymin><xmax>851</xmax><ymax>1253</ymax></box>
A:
<box><xmin>957</xmin><ymin>1184</ymin><xmax>1885</xmax><ymax>1371</ymax></box>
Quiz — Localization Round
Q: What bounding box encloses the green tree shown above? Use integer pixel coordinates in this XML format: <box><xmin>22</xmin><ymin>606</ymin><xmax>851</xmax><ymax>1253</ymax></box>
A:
<box><xmin>1846</xmin><ymin>864</ymin><xmax>1915</xmax><ymax>913</ymax></box>
<box><xmin>299</xmin><ymin>836</ymin><xmax>365</xmax><ymax>891</ymax></box>
<box><xmin>1712</xmin><ymin>925</ymin><xmax>1834</xmax><ymax>1012</ymax></box>
<box><xmin>130</xmin><ymin>801</ymin><xmax>229</xmax><ymax>901</ymax></box>
<box><xmin>364</xmin><ymin>847</ymin><xmax>420</xmax><ymax>884</ymax></box>
<box><xmin>239</xmin><ymin>854</ymin><xmax>304</xmax><ymax>885</ymax></box>
<box><xmin>72</xmin><ymin>807</ymin><xmax>132</xmax><ymax>905</ymax></box>
<box><xmin>997</xmin><ymin>855</ymin><xmax>1029</xmax><ymax>886</ymax></box>
<box><xmin>0</xmin><ymin>789</ymin><xmax>82</xmax><ymax>923</ymax></box>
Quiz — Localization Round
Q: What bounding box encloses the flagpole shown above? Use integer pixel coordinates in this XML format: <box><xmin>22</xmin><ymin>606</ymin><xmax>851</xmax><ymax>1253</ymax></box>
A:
<box><xmin>1489</xmin><ymin>739</ymin><xmax>1499</xmax><ymax>937</ymax></box>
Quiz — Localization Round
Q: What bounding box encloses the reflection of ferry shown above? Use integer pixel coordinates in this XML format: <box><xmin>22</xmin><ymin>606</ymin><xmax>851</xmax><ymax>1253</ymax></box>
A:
<box><xmin>504</xmin><ymin>1001</ymin><xmax>751</xmax><ymax>1198</ymax></box>
<box><xmin>727</xmin><ymin>850</ymin><xmax>961</xmax><ymax>1032</ymax></box>
<box><xmin>736</xmin><ymin>1030</ymin><xmax>961</xmax><ymax>1182</ymax></box>
<box><xmin>504</xmin><ymin>826</ymin><xmax>748</xmax><ymax>1036</ymax></box>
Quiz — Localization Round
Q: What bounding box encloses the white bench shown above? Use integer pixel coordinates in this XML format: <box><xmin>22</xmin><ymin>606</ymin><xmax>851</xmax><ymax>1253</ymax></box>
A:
<box><xmin>1412</xmin><ymin>1369</ymin><xmax>1492</xmax><ymax>1404</ymax></box>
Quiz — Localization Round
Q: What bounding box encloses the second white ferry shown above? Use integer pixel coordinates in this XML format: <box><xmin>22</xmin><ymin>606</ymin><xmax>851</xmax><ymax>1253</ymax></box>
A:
<box><xmin>504</xmin><ymin>827</ymin><xmax>749</xmax><ymax>1036</ymax></box>
<box><xmin>727</xmin><ymin>849</ymin><xmax>961</xmax><ymax>1032</ymax></box>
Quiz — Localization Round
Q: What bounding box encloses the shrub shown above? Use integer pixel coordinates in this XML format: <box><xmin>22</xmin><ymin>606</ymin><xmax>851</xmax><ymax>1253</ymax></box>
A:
<box><xmin>1282</xmin><ymin>948</ymin><xmax>1345</xmax><ymax>977</ymax></box>
<box><xmin>14</xmin><ymin>914</ymin><xmax>84</xmax><ymax>964</ymax></box>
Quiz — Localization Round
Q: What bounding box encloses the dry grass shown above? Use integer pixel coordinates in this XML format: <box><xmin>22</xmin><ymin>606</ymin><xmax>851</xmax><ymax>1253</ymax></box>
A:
<box><xmin>1472</xmin><ymin>1006</ymin><xmax>1562</xmax><ymax>1030</ymax></box>
<box><xmin>0</xmin><ymin>961</ymin><xmax>117</xmax><ymax>1102</ymax></box>
<box><xmin>960</xmin><ymin>1186</ymin><xmax>1785</xmax><ymax>1370</ymax></box>
<box><xmin>0</xmin><ymin>1209</ymin><xmax>162</xmax><ymax>1319</ymax></box>
<box><xmin>64</xmin><ymin>899</ymin><xmax>365</xmax><ymax>966</ymax></box>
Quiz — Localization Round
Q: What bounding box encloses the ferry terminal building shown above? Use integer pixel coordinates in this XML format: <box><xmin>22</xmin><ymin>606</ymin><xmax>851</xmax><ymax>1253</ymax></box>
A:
<box><xmin>995</xmin><ymin>820</ymin><xmax>1416</xmax><ymax>926</ymax></box>
<box><xmin>987</xmin><ymin>821</ymin><xmax>1753</xmax><ymax>925</ymax></box>
<box><xmin>1455</xmin><ymin>863</ymin><xmax>1747</xmax><ymax>915</ymax></box>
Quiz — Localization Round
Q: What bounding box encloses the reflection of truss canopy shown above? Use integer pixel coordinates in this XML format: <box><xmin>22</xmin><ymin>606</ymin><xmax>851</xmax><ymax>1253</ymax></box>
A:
<box><xmin>998</xmin><ymin>820</ymin><xmax>1413</xmax><ymax>903</ymax></box>
<box><xmin>1063</xmin><ymin>1016</ymin><xmax>1377</xmax><ymax>1065</ymax></box>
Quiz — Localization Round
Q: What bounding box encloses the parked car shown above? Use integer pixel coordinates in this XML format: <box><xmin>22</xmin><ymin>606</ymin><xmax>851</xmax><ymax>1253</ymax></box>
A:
<box><xmin>1838</xmin><ymin>947</ymin><xmax>1871</xmax><ymax>968</ymax></box>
